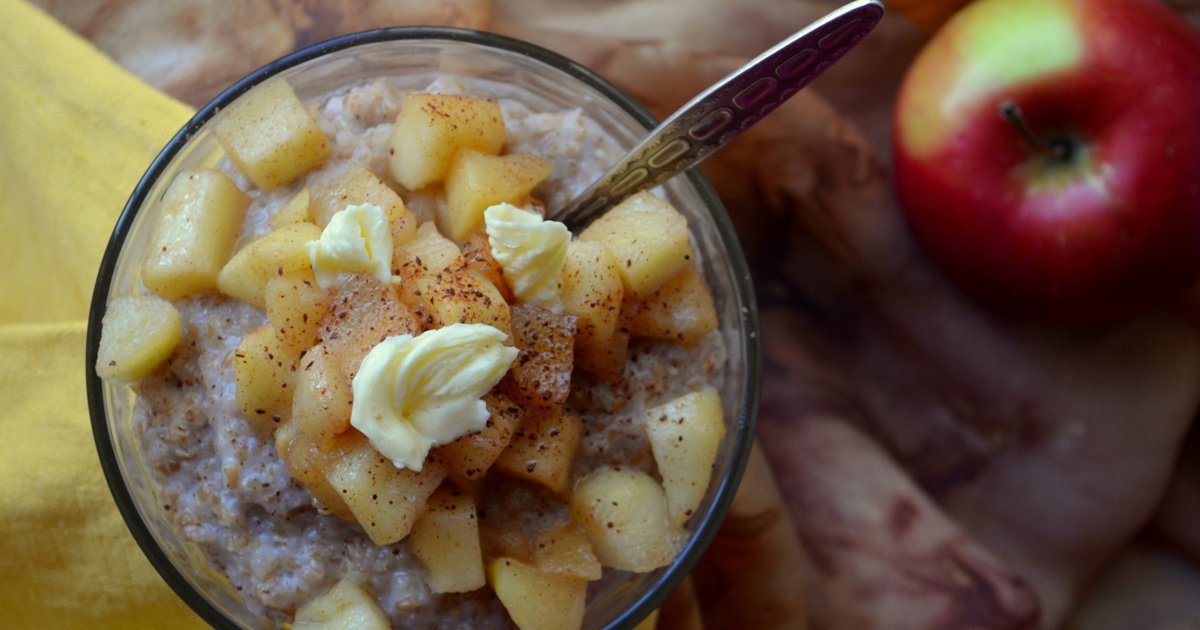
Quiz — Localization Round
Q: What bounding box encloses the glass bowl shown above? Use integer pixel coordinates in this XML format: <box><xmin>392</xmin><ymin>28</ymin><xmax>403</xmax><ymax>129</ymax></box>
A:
<box><xmin>86</xmin><ymin>27</ymin><xmax>760</xmax><ymax>630</ymax></box>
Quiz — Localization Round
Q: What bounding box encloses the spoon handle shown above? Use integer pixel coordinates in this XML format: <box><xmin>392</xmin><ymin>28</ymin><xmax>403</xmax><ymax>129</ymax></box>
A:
<box><xmin>553</xmin><ymin>0</ymin><xmax>885</xmax><ymax>227</ymax></box>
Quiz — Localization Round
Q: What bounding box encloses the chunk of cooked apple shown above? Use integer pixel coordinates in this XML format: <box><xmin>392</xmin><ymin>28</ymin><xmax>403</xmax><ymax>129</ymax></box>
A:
<box><xmin>559</xmin><ymin>239</ymin><xmax>625</xmax><ymax>381</ymax></box>
<box><xmin>213</xmin><ymin>78</ymin><xmax>331</xmax><ymax>191</ymax></box>
<box><xmin>265</xmin><ymin>271</ymin><xmax>330</xmax><ymax>355</ymax></box>
<box><xmin>531</xmin><ymin>522</ymin><xmax>602</xmax><ymax>580</ymax></box>
<box><xmin>389</xmin><ymin>92</ymin><xmax>506</xmax><ymax>190</ymax></box>
<box><xmin>290</xmin><ymin>342</ymin><xmax>352</xmax><ymax>446</ymax></box>
<box><xmin>233</xmin><ymin>325</ymin><xmax>298</xmax><ymax>434</ymax></box>
<box><xmin>642</xmin><ymin>387</ymin><xmax>725</xmax><ymax>528</ymax></box>
<box><xmin>318</xmin><ymin>274</ymin><xmax>421</xmax><ymax>381</ymax></box>
<box><xmin>274</xmin><ymin>419</ymin><xmax>355</xmax><ymax>521</ymax></box>
<box><xmin>142</xmin><ymin>168</ymin><xmax>249</xmax><ymax>300</ymax></box>
<box><xmin>308</xmin><ymin>165</ymin><xmax>416</xmax><ymax>245</ymax></box>
<box><xmin>95</xmin><ymin>295</ymin><xmax>183</xmax><ymax>381</ymax></box>
<box><xmin>488</xmin><ymin>556</ymin><xmax>587</xmax><ymax>630</ymax></box>
<box><xmin>442</xmin><ymin>150</ymin><xmax>551</xmax><ymax>242</ymax></box>
<box><xmin>409</xmin><ymin>486</ymin><xmax>486</xmax><ymax>593</ymax></box>
<box><xmin>217</xmin><ymin>221</ymin><xmax>323</xmax><ymax>309</ymax></box>
<box><xmin>494</xmin><ymin>407</ymin><xmax>582</xmax><ymax>495</ymax></box>
<box><xmin>499</xmin><ymin>305</ymin><xmax>576</xmax><ymax>409</ymax></box>
<box><xmin>578</xmin><ymin>191</ymin><xmax>691</xmax><ymax>299</ymax></box>
<box><xmin>434</xmin><ymin>392</ymin><xmax>522</xmax><ymax>484</ymax></box>
<box><xmin>292</xmin><ymin>578</ymin><xmax>389</xmax><ymax>630</ymax></box>
<box><xmin>459</xmin><ymin>229</ymin><xmax>515</xmax><ymax>303</ymax></box>
<box><xmin>570</xmin><ymin>467</ymin><xmax>683</xmax><ymax>573</ymax></box>
<box><xmin>392</xmin><ymin>221</ymin><xmax>463</xmax><ymax>280</ymax></box>
<box><xmin>414</xmin><ymin>267</ymin><xmax>512</xmax><ymax>336</ymax></box>
<box><xmin>324</xmin><ymin>431</ymin><xmax>447</xmax><ymax>545</ymax></box>
<box><xmin>624</xmin><ymin>262</ymin><xmax>717</xmax><ymax>347</ymax></box>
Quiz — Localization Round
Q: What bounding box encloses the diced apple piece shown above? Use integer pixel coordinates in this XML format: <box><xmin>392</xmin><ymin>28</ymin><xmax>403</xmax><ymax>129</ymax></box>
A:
<box><xmin>95</xmin><ymin>295</ymin><xmax>183</xmax><ymax>381</ymax></box>
<box><xmin>324</xmin><ymin>432</ymin><xmax>447</xmax><ymax>545</ymax></box>
<box><xmin>415</xmin><ymin>268</ymin><xmax>512</xmax><ymax>335</ymax></box>
<box><xmin>460</xmin><ymin>230</ymin><xmax>515</xmax><ymax>302</ymax></box>
<box><xmin>570</xmin><ymin>468</ymin><xmax>683</xmax><ymax>573</ymax></box>
<box><xmin>393</xmin><ymin>221</ymin><xmax>463</xmax><ymax>280</ymax></box>
<box><xmin>266</xmin><ymin>271</ymin><xmax>330</xmax><ymax>354</ymax></box>
<box><xmin>216</xmin><ymin>261</ymin><xmax>264</xmax><ymax>306</ymax></box>
<box><xmin>642</xmin><ymin>387</ymin><xmax>725</xmax><ymax>528</ymax></box>
<box><xmin>495</xmin><ymin>408</ymin><xmax>582</xmax><ymax>494</ymax></box>
<box><xmin>560</xmin><ymin>240</ymin><xmax>625</xmax><ymax>381</ymax></box>
<box><xmin>394</xmin><ymin>277</ymin><xmax>437</xmax><ymax>332</ymax></box>
<box><xmin>578</xmin><ymin>191</ymin><xmax>691</xmax><ymax>299</ymax></box>
<box><xmin>532</xmin><ymin>522</ymin><xmax>602</xmax><ymax>580</ymax></box>
<box><xmin>393</xmin><ymin>220</ymin><xmax>463</xmax><ymax>279</ymax></box>
<box><xmin>275</xmin><ymin>420</ymin><xmax>355</xmax><ymax>521</ymax></box>
<box><xmin>319</xmin><ymin>275</ymin><xmax>421</xmax><ymax>381</ymax></box>
<box><xmin>409</xmin><ymin>486</ymin><xmax>485</xmax><ymax>593</ymax></box>
<box><xmin>233</xmin><ymin>325</ymin><xmax>297</xmax><ymax>434</ymax></box>
<box><xmin>291</xmin><ymin>343</ymin><xmax>352</xmax><ymax>445</ymax></box>
<box><xmin>499</xmin><ymin>305</ymin><xmax>576</xmax><ymax>409</ymax></box>
<box><xmin>489</xmin><ymin>557</ymin><xmax>587</xmax><ymax>630</ymax></box>
<box><xmin>442</xmin><ymin>150</ymin><xmax>552</xmax><ymax>242</ymax></box>
<box><xmin>142</xmin><ymin>168</ymin><xmax>249</xmax><ymax>299</ymax></box>
<box><xmin>434</xmin><ymin>392</ymin><xmax>522</xmax><ymax>483</ymax></box>
<box><xmin>252</xmin><ymin>223</ymin><xmax>324</xmax><ymax>272</ymax></box>
<box><xmin>625</xmin><ymin>263</ymin><xmax>717</xmax><ymax>347</ymax></box>
<box><xmin>389</xmin><ymin>92</ymin><xmax>505</xmax><ymax>190</ymax></box>
<box><xmin>392</xmin><ymin>211</ymin><xmax>420</xmax><ymax>253</ymax></box>
<box><xmin>213</xmin><ymin>78</ymin><xmax>331</xmax><ymax>191</ymax></box>
<box><xmin>309</xmin><ymin>165</ymin><xmax>416</xmax><ymax>243</ymax></box>
<box><xmin>292</xmin><ymin>578</ymin><xmax>389</xmax><ymax>630</ymax></box>
<box><xmin>268</xmin><ymin>187</ymin><xmax>312</xmax><ymax>229</ymax></box>
<box><xmin>393</xmin><ymin>220</ymin><xmax>468</xmax><ymax>328</ymax></box>
<box><xmin>217</xmin><ymin>222</ymin><xmax>323</xmax><ymax>309</ymax></box>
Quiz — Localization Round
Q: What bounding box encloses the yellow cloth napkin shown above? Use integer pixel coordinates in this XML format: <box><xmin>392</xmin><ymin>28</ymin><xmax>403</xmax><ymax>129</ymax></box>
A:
<box><xmin>0</xmin><ymin>0</ymin><xmax>204</xmax><ymax>626</ymax></box>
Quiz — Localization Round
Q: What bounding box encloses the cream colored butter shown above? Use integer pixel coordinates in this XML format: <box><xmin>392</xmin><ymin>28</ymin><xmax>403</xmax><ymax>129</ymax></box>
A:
<box><xmin>305</xmin><ymin>203</ymin><xmax>392</xmax><ymax>289</ymax></box>
<box><xmin>350</xmin><ymin>323</ymin><xmax>518</xmax><ymax>471</ymax></box>
<box><xmin>484</xmin><ymin>203</ymin><xmax>569</xmax><ymax>309</ymax></box>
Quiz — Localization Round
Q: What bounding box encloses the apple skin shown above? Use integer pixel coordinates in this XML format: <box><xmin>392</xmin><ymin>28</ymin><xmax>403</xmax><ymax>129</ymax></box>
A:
<box><xmin>892</xmin><ymin>0</ymin><xmax>1200</xmax><ymax>323</ymax></box>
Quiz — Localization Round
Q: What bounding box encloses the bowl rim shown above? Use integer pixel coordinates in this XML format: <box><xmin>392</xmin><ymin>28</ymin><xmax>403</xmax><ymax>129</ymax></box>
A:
<box><xmin>86</xmin><ymin>25</ymin><xmax>761</xmax><ymax>630</ymax></box>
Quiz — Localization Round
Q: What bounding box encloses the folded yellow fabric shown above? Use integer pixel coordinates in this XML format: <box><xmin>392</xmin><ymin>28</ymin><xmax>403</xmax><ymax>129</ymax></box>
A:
<box><xmin>0</xmin><ymin>0</ymin><xmax>203</xmax><ymax>626</ymax></box>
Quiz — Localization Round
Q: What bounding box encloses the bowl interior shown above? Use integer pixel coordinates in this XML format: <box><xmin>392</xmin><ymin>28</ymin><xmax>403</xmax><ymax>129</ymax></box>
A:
<box><xmin>87</xmin><ymin>27</ymin><xmax>760</xmax><ymax>630</ymax></box>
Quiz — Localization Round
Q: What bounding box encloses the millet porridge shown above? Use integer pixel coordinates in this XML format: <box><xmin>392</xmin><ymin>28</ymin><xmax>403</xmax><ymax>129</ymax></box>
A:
<box><xmin>108</xmin><ymin>72</ymin><xmax>727</xmax><ymax>628</ymax></box>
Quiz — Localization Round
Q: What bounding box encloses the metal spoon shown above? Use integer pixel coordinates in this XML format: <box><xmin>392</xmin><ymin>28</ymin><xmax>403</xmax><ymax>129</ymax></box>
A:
<box><xmin>552</xmin><ymin>0</ymin><xmax>885</xmax><ymax>228</ymax></box>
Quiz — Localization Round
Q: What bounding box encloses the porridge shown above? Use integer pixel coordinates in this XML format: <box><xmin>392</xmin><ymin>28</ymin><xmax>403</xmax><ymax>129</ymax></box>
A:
<box><xmin>96</xmin><ymin>72</ymin><xmax>727</xmax><ymax>629</ymax></box>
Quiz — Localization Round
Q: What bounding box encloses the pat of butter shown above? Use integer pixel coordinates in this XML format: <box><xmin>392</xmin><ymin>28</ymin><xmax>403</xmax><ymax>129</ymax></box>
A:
<box><xmin>484</xmin><ymin>203</ymin><xmax>569</xmax><ymax>309</ymax></box>
<box><xmin>350</xmin><ymin>323</ymin><xmax>518</xmax><ymax>471</ymax></box>
<box><xmin>305</xmin><ymin>203</ymin><xmax>392</xmax><ymax>289</ymax></box>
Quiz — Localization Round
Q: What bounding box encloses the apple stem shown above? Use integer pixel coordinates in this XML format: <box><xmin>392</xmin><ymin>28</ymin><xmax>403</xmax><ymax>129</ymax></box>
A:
<box><xmin>999</xmin><ymin>100</ymin><xmax>1070</xmax><ymax>162</ymax></box>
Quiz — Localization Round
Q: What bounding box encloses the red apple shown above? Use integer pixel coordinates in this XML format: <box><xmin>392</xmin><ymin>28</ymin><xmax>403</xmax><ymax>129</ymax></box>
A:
<box><xmin>892</xmin><ymin>0</ymin><xmax>1200</xmax><ymax>323</ymax></box>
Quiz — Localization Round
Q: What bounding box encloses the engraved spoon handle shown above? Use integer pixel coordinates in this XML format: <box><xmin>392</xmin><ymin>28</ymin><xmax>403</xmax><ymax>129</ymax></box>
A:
<box><xmin>552</xmin><ymin>0</ymin><xmax>884</xmax><ymax>228</ymax></box>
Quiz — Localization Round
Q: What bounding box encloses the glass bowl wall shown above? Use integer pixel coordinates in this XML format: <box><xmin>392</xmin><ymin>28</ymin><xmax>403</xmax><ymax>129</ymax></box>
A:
<box><xmin>86</xmin><ymin>27</ymin><xmax>760</xmax><ymax>630</ymax></box>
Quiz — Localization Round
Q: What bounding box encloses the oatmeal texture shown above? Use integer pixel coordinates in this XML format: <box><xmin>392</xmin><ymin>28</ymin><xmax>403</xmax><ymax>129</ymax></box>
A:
<box><xmin>135</xmin><ymin>76</ymin><xmax>725</xmax><ymax>627</ymax></box>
